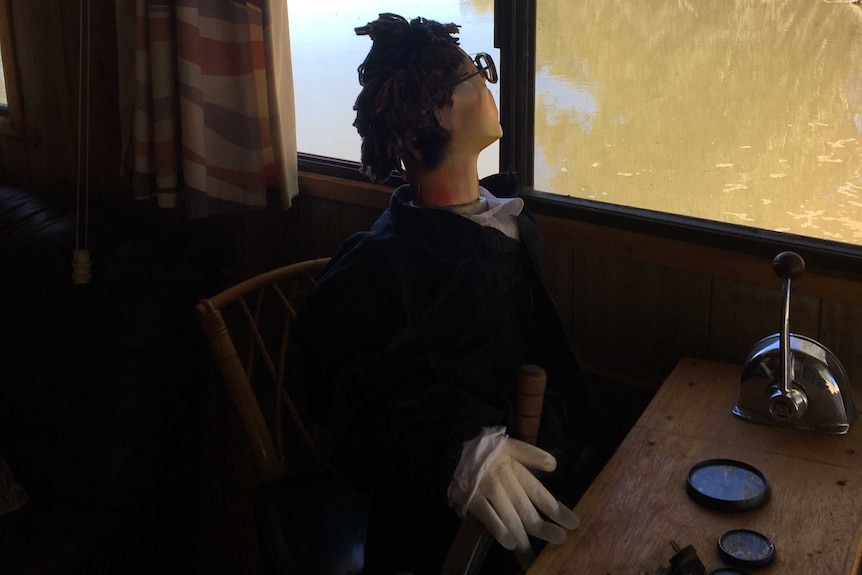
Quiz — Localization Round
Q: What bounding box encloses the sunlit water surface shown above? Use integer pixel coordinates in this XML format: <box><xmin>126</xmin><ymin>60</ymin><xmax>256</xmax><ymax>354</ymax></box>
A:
<box><xmin>536</xmin><ymin>0</ymin><xmax>862</xmax><ymax>244</ymax></box>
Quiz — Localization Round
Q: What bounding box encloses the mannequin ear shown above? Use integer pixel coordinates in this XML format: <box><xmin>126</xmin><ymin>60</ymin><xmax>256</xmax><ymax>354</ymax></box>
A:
<box><xmin>401</xmin><ymin>147</ymin><xmax>421</xmax><ymax>176</ymax></box>
<box><xmin>402</xmin><ymin>133</ymin><xmax>422</xmax><ymax>164</ymax></box>
<box><xmin>434</xmin><ymin>105</ymin><xmax>454</xmax><ymax>132</ymax></box>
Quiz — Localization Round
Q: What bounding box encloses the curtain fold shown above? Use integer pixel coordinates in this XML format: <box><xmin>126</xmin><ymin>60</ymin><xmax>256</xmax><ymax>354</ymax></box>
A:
<box><xmin>125</xmin><ymin>0</ymin><xmax>298</xmax><ymax>217</ymax></box>
<box><xmin>264</xmin><ymin>0</ymin><xmax>299</xmax><ymax>210</ymax></box>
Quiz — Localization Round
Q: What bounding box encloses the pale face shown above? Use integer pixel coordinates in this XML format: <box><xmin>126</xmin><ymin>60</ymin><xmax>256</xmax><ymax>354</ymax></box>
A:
<box><xmin>435</xmin><ymin>51</ymin><xmax>503</xmax><ymax>155</ymax></box>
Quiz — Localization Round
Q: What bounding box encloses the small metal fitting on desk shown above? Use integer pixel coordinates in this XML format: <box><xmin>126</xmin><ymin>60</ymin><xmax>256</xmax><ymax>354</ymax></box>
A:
<box><xmin>669</xmin><ymin>540</ymin><xmax>705</xmax><ymax>575</ymax></box>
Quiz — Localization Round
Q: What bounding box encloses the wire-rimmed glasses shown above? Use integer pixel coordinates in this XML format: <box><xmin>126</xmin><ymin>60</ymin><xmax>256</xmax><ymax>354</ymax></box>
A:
<box><xmin>450</xmin><ymin>52</ymin><xmax>498</xmax><ymax>86</ymax></box>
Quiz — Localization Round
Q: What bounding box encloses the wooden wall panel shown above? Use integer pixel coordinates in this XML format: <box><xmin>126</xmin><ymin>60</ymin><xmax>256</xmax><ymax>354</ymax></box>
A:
<box><xmin>238</xmin><ymin>208</ymin><xmax>287</xmax><ymax>278</ymax></box>
<box><xmin>534</xmin><ymin>214</ymin><xmax>862</xmax><ymax>309</ymax></box>
<box><xmin>570</xmin><ymin>249</ymin><xmax>712</xmax><ymax>385</ymax></box>
<box><xmin>709</xmin><ymin>278</ymin><xmax>820</xmax><ymax>367</ymax></box>
<box><xmin>59</xmin><ymin>0</ymin><xmax>122</xmax><ymax>200</ymax></box>
<box><xmin>9</xmin><ymin>0</ymin><xmax>75</xmax><ymax>192</ymax></box>
<box><xmin>540</xmin><ymin>238</ymin><xmax>574</xmax><ymax>332</ymax></box>
<box><xmin>298</xmin><ymin>195</ymin><xmax>347</xmax><ymax>261</ymax></box>
<box><xmin>818</xmin><ymin>300</ymin><xmax>862</xmax><ymax>408</ymax></box>
<box><xmin>339</xmin><ymin>202</ymin><xmax>382</xmax><ymax>240</ymax></box>
<box><xmin>295</xmin><ymin>195</ymin><xmax>382</xmax><ymax>262</ymax></box>
<box><xmin>0</xmin><ymin>0</ymin><xmax>121</xmax><ymax>197</ymax></box>
<box><xmin>280</xmin><ymin>195</ymin><xmax>302</xmax><ymax>265</ymax></box>
<box><xmin>0</xmin><ymin>131</ymin><xmax>30</xmax><ymax>188</ymax></box>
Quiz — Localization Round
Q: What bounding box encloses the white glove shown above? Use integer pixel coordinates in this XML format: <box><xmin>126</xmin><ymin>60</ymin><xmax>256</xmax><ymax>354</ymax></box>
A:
<box><xmin>447</xmin><ymin>426</ymin><xmax>580</xmax><ymax>551</ymax></box>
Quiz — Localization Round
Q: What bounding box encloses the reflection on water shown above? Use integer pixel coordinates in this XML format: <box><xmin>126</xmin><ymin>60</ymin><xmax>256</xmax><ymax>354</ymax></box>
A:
<box><xmin>536</xmin><ymin>0</ymin><xmax>862</xmax><ymax>245</ymax></box>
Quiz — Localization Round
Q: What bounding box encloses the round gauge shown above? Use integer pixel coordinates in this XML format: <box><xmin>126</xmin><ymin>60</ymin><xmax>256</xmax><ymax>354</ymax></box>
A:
<box><xmin>718</xmin><ymin>528</ymin><xmax>776</xmax><ymax>568</ymax></box>
<box><xmin>686</xmin><ymin>459</ymin><xmax>770</xmax><ymax>512</ymax></box>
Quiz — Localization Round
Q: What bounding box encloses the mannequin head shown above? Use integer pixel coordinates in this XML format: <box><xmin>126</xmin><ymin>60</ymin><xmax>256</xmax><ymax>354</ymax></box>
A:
<box><xmin>353</xmin><ymin>13</ymin><xmax>501</xmax><ymax>184</ymax></box>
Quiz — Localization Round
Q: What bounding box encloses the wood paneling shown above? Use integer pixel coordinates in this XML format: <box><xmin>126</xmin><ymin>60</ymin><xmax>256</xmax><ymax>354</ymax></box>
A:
<box><xmin>819</xmin><ymin>300</ymin><xmax>862</xmax><ymax>407</ymax></box>
<box><xmin>11</xmin><ymin>0</ymin><xmax>74</xmax><ymax>191</ymax></box>
<box><xmin>0</xmin><ymin>126</ymin><xmax>29</xmax><ymax>187</ymax></box>
<box><xmin>571</xmin><ymin>249</ymin><xmax>712</xmax><ymax>385</ymax></box>
<box><xmin>298</xmin><ymin>195</ymin><xmax>349</xmax><ymax>261</ymax></box>
<box><xmin>709</xmin><ymin>277</ymin><xmax>821</xmax><ymax>366</ymax></box>
<box><xmin>0</xmin><ymin>0</ymin><xmax>121</xmax><ymax>198</ymax></box>
<box><xmin>296</xmin><ymin>180</ymin><xmax>384</xmax><ymax>262</ymax></box>
<box><xmin>534</xmin><ymin>213</ymin><xmax>862</xmax><ymax>308</ymax></box>
<box><xmin>539</xmin><ymin>237</ymin><xmax>574</xmax><ymax>332</ymax></box>
<box><xmin>339</xmin><ymin>201</ymin><xmax>381</xmax><ymax>240</ymax></box>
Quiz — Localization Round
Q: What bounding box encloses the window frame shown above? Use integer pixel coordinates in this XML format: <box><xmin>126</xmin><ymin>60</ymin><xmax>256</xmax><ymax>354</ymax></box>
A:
<box><xmin>0</xmin><ymin>0</ymin><xmax>23</xmax><ymax>137</ymax></box>
<box><xmin>297</xmin><ymin>0</ymin><xmax>862</xmax><ymax>274</ymax></box>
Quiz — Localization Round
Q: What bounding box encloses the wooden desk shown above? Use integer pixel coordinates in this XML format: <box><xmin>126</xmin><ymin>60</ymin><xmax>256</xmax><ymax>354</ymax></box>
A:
<box><xmin>529</xmin><ymin>358</ymin><xmax>862</xmax><ymax>575</ymax></box>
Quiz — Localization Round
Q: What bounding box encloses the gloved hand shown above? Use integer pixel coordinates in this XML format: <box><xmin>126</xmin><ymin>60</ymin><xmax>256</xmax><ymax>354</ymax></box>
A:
<box><xmin>448</xmin><ymin>426</ymin><xmax>580</xmax><ymax>551</ymax></box>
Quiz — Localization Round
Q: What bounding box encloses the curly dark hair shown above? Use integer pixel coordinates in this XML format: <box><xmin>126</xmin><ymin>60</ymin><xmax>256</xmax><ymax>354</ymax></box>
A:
<box><xmin>353</xmin><ymin>13</ymin><xmax>465</xmax><ymax>183</ymax></box>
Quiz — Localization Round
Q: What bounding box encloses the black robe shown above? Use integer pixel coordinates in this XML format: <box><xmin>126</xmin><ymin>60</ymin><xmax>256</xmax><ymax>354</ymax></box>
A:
<box><xmin>289</xmin><ymin>173</ymin><xmax>616</xmax><ymax>574</ymax></box>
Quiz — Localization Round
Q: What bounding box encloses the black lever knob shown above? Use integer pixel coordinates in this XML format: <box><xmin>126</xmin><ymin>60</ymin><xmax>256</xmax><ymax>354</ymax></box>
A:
<box><xmin>772</xmin><ymin>251</ymin><xmax>805</xmax><ymax>281</ymax></box>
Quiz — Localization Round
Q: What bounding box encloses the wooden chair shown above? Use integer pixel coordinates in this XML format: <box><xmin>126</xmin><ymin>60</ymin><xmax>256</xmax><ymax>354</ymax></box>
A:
<box><xmin>194</xmin><ymin>257</ymin><xmax>331</xmax><ymax>483</ymax></box>
<box><xmin>197</xmin><ymin>257</ymin><xmax>372</xmax><ymax>575</ymax></box>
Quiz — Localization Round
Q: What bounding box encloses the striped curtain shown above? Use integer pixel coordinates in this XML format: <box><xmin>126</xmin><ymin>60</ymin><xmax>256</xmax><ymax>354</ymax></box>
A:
<box><xmin>131</xmin><ymin>0</ymin><xmax>298</xmax><ymax>217</ymax></box>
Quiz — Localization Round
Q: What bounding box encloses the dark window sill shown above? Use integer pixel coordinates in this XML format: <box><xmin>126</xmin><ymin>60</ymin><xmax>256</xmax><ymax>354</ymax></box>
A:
<box><xmin>523</xmin><ymin>187</ymin><xmax>862</xmax><ymax>279</ymax></box>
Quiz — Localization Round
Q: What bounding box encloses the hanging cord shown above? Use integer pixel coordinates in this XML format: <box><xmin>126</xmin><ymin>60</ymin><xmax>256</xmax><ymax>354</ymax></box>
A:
<box><xmin>73</xmin><ymin>0</ymin><xmax>92</xmax><ymax>285</ymax></box>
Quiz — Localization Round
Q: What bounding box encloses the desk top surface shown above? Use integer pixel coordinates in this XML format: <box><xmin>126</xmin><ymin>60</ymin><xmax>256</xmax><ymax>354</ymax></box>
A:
<box><xmin>529</xmin><ymin>358</ymin><xmax>862</xmax><ymax>575</ymax></box>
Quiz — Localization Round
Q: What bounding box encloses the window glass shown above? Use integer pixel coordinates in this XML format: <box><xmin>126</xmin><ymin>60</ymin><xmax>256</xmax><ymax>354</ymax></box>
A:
<box><xmin>535</xmin><ymin>1</ymin><xmax>862</xmax><ymax>245</ymax></box>
<box><xmin>288</xmin><ymin>0</ymin><xmax>499</xmax><ymax>177</ymax></box>
<box><xmin>0</xmin><ymin>40</ymin><xmax>7</xmax><ymax>110</ymax></box>
<box><xmin>0</xmin><ymin>0</ymin><xmax>21</xmax><ymax>134</ymax></box>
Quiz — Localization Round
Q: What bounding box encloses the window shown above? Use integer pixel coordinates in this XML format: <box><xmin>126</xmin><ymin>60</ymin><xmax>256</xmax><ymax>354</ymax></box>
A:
<box><xmin>0</xmin><ymin>0</ymin><xmax>22</xmax><ymax>136</ymax></box>
<box><xmin>289</xmin><ymin>0</ymin><xmax>862</xmax><ymax>259</ymax></box>
<box><xmin>526</xmin><ymin>0</ymin><xmax>862</xmax><ymax>247</ymax></box>
<box><xmin>288</xmin><ymin>0</ymin><xmax>499</xmax><ymax>178</ymax></box>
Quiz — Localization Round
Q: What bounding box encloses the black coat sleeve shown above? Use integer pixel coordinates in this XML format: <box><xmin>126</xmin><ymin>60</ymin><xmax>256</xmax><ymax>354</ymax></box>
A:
<box><xmin>289</xmin><ymin>239</ymin><xmax>513</xmax><ymax>505</ymax></box>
